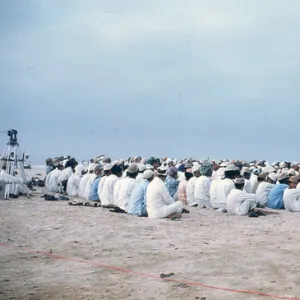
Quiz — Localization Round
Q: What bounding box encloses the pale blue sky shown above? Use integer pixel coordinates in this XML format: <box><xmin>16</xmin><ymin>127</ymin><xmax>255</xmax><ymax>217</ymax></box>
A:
<box><xmin>1</xmin><ymin>0</ymin><xmax>300</xmax><ymax>163</ymax></box>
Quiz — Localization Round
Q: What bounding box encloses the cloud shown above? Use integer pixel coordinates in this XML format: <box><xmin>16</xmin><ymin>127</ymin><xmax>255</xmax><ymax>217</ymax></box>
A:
<box><xmin>0</xmin><ymin>0</ymin><xmax>300</xmax><ymax>162</ymax></box>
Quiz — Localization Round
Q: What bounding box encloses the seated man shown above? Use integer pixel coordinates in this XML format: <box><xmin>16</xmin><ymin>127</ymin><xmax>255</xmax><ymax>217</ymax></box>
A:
<box><xmin>67</xmin><ymin>164</ymin><xmax>84</xmax><ymax>197</ymax></box>
<box><xmin>0</xmin><ymin>168</ymin><xmax>24</xmax><ymax>198</ymax></box>
<box><xmin>58</xmin><ymin>159</ymin><xmax>77</xmax><ymax>193</ymax></box>
<box><xmin>241</xmin><ymin>167</ymin><xmax>251</xmax><ymax>193</ymax></box>
<box><xmin>177</xmin><ymin>168</ymin><xmax>193</xmax><ymax>205</ymax></box>
<box><xmin>135</xmin><ymin>164</ymin><xmax>146</xmax><ymax>182</ymax></box>
<box><xmin>45</xmin><ymin>158</ymin><xmax>63</xmax><ymax>193</ymax></box>
<box><xmin>267</xmin><ymin>172</ymin><xmax>289</xmax><ymax>209</ymax></box>
<box><xmin>283</xmin><ymin>176</ymin><xmax>300</xmax><ymax>212</ymax></box>
<box><xmin>146</xmin><ymin>168</ymin><xmax>183</xmax><ymax>219</ymax></box>
<box><xmin>97</xmin><ymin>164</ymin><xmax>112</xmax><ymax>201</ymax></box>
<box><xmin>165</xmin><ymin>167</ymin><xmax>179</xmax><ymax>198</ymax></box>
<box><xmin>255</xmin><ymin>173</ymin><xmax>277</xmax><ymax>207</ymax></box>
<box><xmin>127</xmin><ymin>170</ymin><xmax>154</xmax><ymax>217</ymax></box>
<box><xmin>78</xmin><ymin>163</ymin><xmax>95</xmax><ymax>199</ymax></box>
<box><xmin>101</xmin><ymin>164</ymin><xmax>123</xmax><ymax>208</ymax></box>
<box><xmin>186</xmin><ymin>164</ymin><xmax>200</xmax><ymax>207</ymax></box>
<box><xmin>117</xmin><ymin>163</ymin><xmax>139</xmax><ymax>211</ymax></box>
<box><xmin>215</xmin><ymin>165</ymin><xmax>240</xmax><ymax>210</ymax></box>
<box><xmin>227</xmin><ymin>177</ymin><xmax>257</xmax><ymax>216</ymax></box>
<box><xmin>88</xmin><ymin>164</ymin><xmax>103</xmax><ymax>201</ymax></box>
<box><xmin>194</xmin><ymin>162</ymin><xmax>213</xmax><ymax>208</ymax></box>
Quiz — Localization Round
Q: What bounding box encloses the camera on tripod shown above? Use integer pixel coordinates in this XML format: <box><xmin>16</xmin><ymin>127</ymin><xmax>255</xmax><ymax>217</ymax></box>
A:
<box><xmin>7</xmin><ymin>129</ymin><xmax>18</xmax><ymax>146</ymax></box>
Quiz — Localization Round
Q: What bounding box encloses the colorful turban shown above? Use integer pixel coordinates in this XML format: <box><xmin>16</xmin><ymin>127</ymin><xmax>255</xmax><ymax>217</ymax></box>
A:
<box><xmin>200</xmin><ymin>162</ymin><xmax>213</xmax><ymax>175</ymax></box>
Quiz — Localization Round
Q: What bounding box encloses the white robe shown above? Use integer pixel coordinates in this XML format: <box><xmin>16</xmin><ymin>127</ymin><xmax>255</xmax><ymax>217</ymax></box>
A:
<box><xmin>250</xmin><ymin>174</ymin><xmax>259</xmax><ymax>193</ymax></box>
<box><xmin>178</xmin><ymin>172</ymin><xmax>186</xmax><ymax>182</ymax></box>
<box><xmin>101</xmin><ymin>174</ymin><xmax>119</xmax><ymax>206</ymax></box>
<box><xmin>66</xmin><ymin>166</ymin><xmax>82</xmax><ymax>197</ymax></box>
<box><xmin>0</xmin><ymin>170</ymin><xmax>24</xmax><ymax>196</ymax></box>
<box><xmin>213</xmin><ymin>168</ymin><xmax>225</xmax><ymax>181</ymax></box>
<box><xmin>209</xmin><ymin>179</ymin><xmax>220</xmax><ymax>209</ymax></box>
<box><xmin>227</xmin><ymin>189</ymin><xmax>257</xmax><ymax>215</ymax></box>
<box><xmin>45</xmin><ymin>168</ymin><xmax>61</xmax><ymax>193</ymax></box>
<box><xmin>255</xmin><ymin>182</ymin><xmax>275</xmax><ymax>206</ymax></box>
<box><xmin>78</xmin><ymin>173</ymin><xmax>93</xmax><ymax>199</ymax></box>
<box><xmin>117</xmin><ymin>177</ymin><xmax>137</xmax><ymax>211</ymax></box>
<box><xmin>136</xmin><ymin>173</ymin><xmax>144</xmax><ymax>183</ymax></box>
<box><xmin>283</xmin><ymin>188</ymin><xmax>300</xmax><ymax>212</ymax></box>
<box><xmin>211</xmin><ymin>170</ymin><xmax>219</xmax><ymax>181</ymax></box>
<box><xmin>58</xmin><ymin>167</ymin><xmax>73</xmax><ymax>184</ymax></box>
<box><xmin>194</xmin><ymin>175</ymin><xmax>211</xmax><ymax>207</ymax></box>
<box><xmin>113</xmin><ymin>179</ymin><xmax>123</xmax><ymax>206</ymax></box>
<box><xmin>146</xmin><ymin>177</ymin><xmax>183</xmax><ymax>219</ymax></box>
<box><xmin>84</xmin><ymin>174</ymin><xmax>96</xmax><ymax>200</ymax></box>
<box><xmin>186</xmin><ymin>176</ymin><xmax>197</xmax><ymax>206</ymax></box>
<box><xmin>215</xmin><ymin>178</ymin><xmax>235</xmax><ymax>209</ymax></box>
<box><xmin>243</xmin><ymin>179</ymin><xmax>251</xmax><ymax>193</ymax></box>
<box><xmin>98</xmin><ymin>176</ymin><xmax>107</xmax><ymax>201</ymax></box>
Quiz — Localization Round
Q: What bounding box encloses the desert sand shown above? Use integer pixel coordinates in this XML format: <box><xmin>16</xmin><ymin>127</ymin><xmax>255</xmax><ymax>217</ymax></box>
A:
<box><xmin>0</xmin><ymin>168</ymin><xmax>300</xmax><ymax>300</ymax></box>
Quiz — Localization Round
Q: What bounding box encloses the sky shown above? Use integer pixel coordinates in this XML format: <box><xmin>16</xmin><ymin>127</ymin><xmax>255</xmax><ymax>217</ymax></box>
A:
<box><xmin>1</xmin><ymin>0</ymin><xmax>300</xmax><ymax>163</ymax></box>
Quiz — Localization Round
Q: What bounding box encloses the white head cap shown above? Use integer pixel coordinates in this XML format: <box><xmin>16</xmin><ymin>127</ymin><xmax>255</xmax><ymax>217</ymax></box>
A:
<box><xmin>234</xmin><ymin>177</ymin><xmax>245</xmax><ymax>185</ymax></box>
<box><xmin>103</xmin><ymin>163</ymin><xmax>112</xmax><ymax>171</ymax></box>
<box><xmin>279</xmin><ymin>162</ymin><xmax>286</xmax><ymax>169</ymax></box>
<box><xmin>225</xmin><ymin>164</ymin><xmax>239</xmax><ymax>172</ymax></box>
<box><xmin>75</xmin><ymin>164</ymin><xmax>84</xmax><ymax>174</ymax></box>
<box><xmin>139</xmin><ymin>164</ymin><xmax>146</xmax><ymax>172</ymax></box>
<box><xmin>220</xmin><ymin>161</ymin><xmax>230</xmax><ymax>168</ymax></box>
<box><xmin>112</xmin><ymin>160</ymin><xmax>119</xmax><ymax>166</ymax></box>
<box><xmin>277</xmin><ymin>171</ymin><xmax>288</xmax><ymax>181</ymax></box>
<box><xmin>192</xmin><ymin>164</ymin><xmax>201</xmax><ymax>173</ymax></box>
<box><xmin>143</xmin><ymin>170</ymin><xmax>154</xmax><ymax>179</ymax></box>
<box><xmin>289</xmin><ymin>169</ymin><xmax>296</xmax><ymax>176</ymax></box>
<box><xmin>241</xmin><ymin>167</ymin><xmax>250</xmax><ymax>175</ymax></box>
<box><xmin>268</xmin><ymin>173</ymin><xmax>277</xmax><ymax>182</ymax></box>
<box><xmin>146</xmin><ymin>164</ymin><xmax>154</xmax><ymax>170</ymax></box>
<box><xmin>127</xmin><ymin>163</ymin><xmax>139</xmax><ymax>174</ymax></box>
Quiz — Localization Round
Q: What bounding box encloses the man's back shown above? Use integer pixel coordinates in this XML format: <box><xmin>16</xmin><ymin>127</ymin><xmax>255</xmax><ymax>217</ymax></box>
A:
<box><xmin>128</xmin><ymin>179</ymin><xmax>149</xmax><ymax>216</ymax></box>
<box><xmin>216</xmin><ymin>178</ymin><xmax>235</xmax><ymax>208</ymax></box>
<box><xmin>118</xmin><ymin>177</ymin><xmax>137</xmax><ymax>211</ymax></box>
<box><xmin>256</xmin><ymin>182</ymin><xmax>274</xmax><ymax>206</ymax></box>
<box><xmin>101</xmin><ymin>175</ymin><xmax>119</xmax><ymax>206</ymax></box>
<box><xmin>283</xmin><ymin>188</ymin><xmax>300</xmax><ymax>212</ymax></box>
<box><xmin>147</xmin><ymin>178</ymin><xmax>174</xmax><ymax>217</ymax></box>
<box><xmin>267</xmin><ymin>184</ymin><xmax>288</xmax><ymax>209</ymax></box>
<box><xmin>227</xmin><ymin>189</ymin><xmax>257</xmax><ymax>216</ymax></box>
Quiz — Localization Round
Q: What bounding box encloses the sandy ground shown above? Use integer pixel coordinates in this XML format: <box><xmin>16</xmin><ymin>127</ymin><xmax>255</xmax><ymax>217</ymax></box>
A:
<box><xmin>1</xmin><ymin>168</ymin><xmax>300</xmax><ymax>300</ymax></box>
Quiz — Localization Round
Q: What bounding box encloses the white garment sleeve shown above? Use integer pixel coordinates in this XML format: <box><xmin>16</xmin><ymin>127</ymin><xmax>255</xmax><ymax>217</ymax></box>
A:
<box><xmin>194</xmin><ymin>179</ymin><xmax>201</xmax><ymax>201</ymax></box>
<box><xmin>204</xmin><ymin>179</ymin><xmax>211</xmax><ymax>199</ymax></box>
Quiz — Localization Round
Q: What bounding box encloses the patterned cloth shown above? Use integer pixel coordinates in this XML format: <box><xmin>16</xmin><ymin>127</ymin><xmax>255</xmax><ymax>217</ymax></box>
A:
<box><xmin>165</xmin><ymin>177</ymin><xmax>179</xmax><ymax>198</ymax></box>
<box><xmin>177</xmin><ymin>180</ymin><xmax>188</xmax><ymax>204</ymax></box>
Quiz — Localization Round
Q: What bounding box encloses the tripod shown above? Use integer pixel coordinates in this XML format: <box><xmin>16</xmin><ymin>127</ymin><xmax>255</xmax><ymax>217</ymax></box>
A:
<box><xmin>0</xmin><ymin>129</ymin><xmax>29</xmax><ymax>199</ymax></box>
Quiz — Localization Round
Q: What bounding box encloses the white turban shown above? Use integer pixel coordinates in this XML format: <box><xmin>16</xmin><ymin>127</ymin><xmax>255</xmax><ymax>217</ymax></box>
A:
<box><xmin>143</xmin><ymin>170</ymin><xmax>154</xmax><ymax>179</ymax></box>
<box><xmin>75</xmin><ymin>164</ymin><xmax>84</xmax><ymax>175</ymax></box>
<box><xmin>268</xmin><ymin>173</ymin><xmax>277</xmax><ymax>182</ymax></box>
<box><xmin>88</xmin><ymin>163</ymin><xmax>96</xmax><ymax>172</ymax></box>
<box><xmin>192</xmin><ymin>164</ymin><xmax>201</xmax><ymax>173</ymax></box>
<box><xmin>139</xmin><ymin>164</ymin><xmax>146</xmax><ymax>172</ymax></box>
